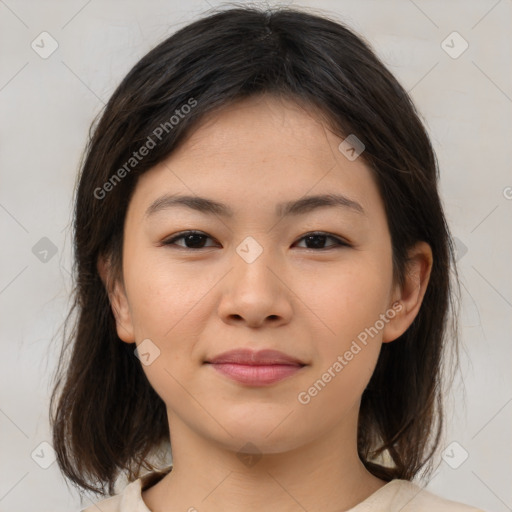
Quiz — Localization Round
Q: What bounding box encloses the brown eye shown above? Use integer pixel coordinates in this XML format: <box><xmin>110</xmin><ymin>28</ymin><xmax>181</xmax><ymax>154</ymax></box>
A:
<box><xmin>162</xmin><ymin>231</ymin><xmax>218</xmax><ymax>249</ymax></box>
<box><xmin>162</xmin><ymin>230</ymin><xmax>349</xmax><ymax>251</ymax></box>
<box><xmin>294</xmin><ymin>232</ymin><xmax>349</xmax><ymax>250</ymax></box>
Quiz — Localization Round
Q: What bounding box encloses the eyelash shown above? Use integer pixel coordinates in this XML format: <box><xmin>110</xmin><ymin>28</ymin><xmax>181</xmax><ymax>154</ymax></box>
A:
<box><xmin>161</xmin><ymin>230</ymin><xmax>350</xmax><ymax>251</ymax></box>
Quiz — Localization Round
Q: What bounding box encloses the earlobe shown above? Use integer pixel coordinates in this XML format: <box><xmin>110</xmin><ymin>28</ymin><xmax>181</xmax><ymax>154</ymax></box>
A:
<box><xmin>97</xmin><ymin>255</ymin><xmax>136</xmax><ymax>344</ymax></box>
<box><xmin>382</xmin><ymin>241</ymin><xmax>433</xmax><ymax>343</ymax></box>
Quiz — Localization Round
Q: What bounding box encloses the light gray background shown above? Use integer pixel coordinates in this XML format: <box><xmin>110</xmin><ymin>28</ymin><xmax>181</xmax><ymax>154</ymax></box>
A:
<box><xmin>0</xmin><ymin>1</ymin><xmax>511</xmax><ymax>511</ymax></box>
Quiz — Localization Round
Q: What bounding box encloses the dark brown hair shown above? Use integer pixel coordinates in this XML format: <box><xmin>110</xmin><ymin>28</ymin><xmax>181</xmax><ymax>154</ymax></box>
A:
<box><xmin>50</xmin><ymin>4</ymin><xmax>460</xmax><ymax>497</ymax></box>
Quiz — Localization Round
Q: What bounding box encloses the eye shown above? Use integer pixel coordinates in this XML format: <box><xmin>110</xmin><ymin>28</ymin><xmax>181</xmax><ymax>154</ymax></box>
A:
<box><xmin>293</xmin><ymin>232</ymin><xmax>350</xmax><ymax>250</ymax></box>
<box><xmin>162</xmin><ymin>230</ymin><xmax>349</xmax><ymax>251</ymax></box>
<box><xmin>162</xmin><ymin>231</ymin><xmax>219</xmax><ymax>249</ymax></box>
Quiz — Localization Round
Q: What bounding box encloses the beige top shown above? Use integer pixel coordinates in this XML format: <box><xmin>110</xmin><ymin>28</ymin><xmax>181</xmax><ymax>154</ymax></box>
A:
<box><xmin>80</xmin><ymin>471</ymin><xmax>485</xmax><ymax>512</ymax></box>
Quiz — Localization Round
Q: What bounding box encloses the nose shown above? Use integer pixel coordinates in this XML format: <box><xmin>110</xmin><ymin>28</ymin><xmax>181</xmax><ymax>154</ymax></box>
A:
<box><xmin>217</xmin><ymin>245</ymin><xmax>293</xmax><ymax>328</ymax></box>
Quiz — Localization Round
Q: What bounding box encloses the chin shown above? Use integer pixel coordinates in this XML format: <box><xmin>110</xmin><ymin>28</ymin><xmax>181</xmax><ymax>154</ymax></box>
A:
<box><xmin>211</xmin><ymin>415</ymin><xmax>309</xmax><ymax>454</ymax></box>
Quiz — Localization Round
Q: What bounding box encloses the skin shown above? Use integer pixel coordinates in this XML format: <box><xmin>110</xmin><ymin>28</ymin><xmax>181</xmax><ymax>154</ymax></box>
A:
<box><xmin>99</xmin><ymin>94</ymin><xmax>432</xmax><ymax>512</ymax></box>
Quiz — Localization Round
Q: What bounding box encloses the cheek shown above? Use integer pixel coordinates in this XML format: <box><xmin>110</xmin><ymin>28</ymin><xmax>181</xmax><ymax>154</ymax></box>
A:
<box><xmin>124</xmin><ymin>255</ymin><xmax>211</xmax><ymax>340</ymax></box>
<box><xmin>304</xmin><ymin>255</ymin><xmax>392</xmax><ymax>344</ymax></box>
<box><xmin>298</xmin><ymin>253</ymin><xmax>392</xmax><ymax>393</ymax></box>
<box><xmin>295</xmin><ymin>276</ymin><xmax>387</xmax><ymax>418</ymax></box>
<box><xmin>123</xmin><ymin>258</ymin><xmax>210</xmax><ymax>408</ymax></box>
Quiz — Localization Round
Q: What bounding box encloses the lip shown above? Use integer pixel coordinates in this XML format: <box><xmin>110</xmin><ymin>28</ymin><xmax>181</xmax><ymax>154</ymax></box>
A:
<box><xmin>205</xmin><ymin>348</ymin><xmax>305</xmax><ymax>366</ymax></box>
<box><xmin>205</xmin><ymin>349</ymin><xmax>306</xmax><ymax>386</ymax></box>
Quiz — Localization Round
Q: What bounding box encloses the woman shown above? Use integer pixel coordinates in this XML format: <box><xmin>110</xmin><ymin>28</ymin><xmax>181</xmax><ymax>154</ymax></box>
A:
<box><xmin>50</xmin><ymin>5</ymin><xmax>484</xmax><ymax>511</ymax></box>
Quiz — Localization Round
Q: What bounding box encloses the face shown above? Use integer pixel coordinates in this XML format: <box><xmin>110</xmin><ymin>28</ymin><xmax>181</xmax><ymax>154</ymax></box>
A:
<box><xmin>105</xmin><ymin>94</ymin><xmax>428</xmax><ymax>456</ymax></box>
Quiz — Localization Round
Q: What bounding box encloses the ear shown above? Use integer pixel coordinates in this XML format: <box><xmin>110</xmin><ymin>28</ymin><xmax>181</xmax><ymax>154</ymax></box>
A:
<box><xmin>382</xmin><ymin>241</ymin><xmax>433</xmax><ymax>343</ymax></box>
<box><xmin>97</xmin><ymin>255</ymin><xmax>136</xmax><ymax>344</ymax></box>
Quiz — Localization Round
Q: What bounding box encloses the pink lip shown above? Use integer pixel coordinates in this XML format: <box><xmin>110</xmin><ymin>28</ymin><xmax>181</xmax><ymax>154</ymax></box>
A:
<box><xmin>206</xmin><ymin>348</ymin><xmax>305</xmax><ymax>366</ymax></box>
<box><xmin>205</xmin><ymin>349</ymin><xmax>306</xmax><ymax>386</ymax></box>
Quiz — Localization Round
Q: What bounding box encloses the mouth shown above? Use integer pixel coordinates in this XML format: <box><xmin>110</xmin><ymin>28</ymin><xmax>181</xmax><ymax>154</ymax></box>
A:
<box><xmin>205</xmin><ymin>348</ymin><xmax>306</xmax><ymax>366</ymax></box>
<box><xmin>204</xmin><ymin>349</ymin><xmax>306</xmax><ymax>386</ymax></box>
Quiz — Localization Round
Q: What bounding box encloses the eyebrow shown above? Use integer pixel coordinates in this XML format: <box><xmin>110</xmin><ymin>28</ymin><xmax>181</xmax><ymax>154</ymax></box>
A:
<box><xmin>144</xmin><ymin>193</ymin><xmax>365</xmax><ymax>219</ymax></box>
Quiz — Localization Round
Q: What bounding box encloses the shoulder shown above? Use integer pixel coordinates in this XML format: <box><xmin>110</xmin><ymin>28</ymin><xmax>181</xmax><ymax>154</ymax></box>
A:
<box><xmin>79</xmin><ymin>478</ymin><xmax>147</xmax><ymax>512</ymax></box>
<box><xmin>80</xmin><ymin>494</ymin><xmax>122</xmax><ymax>512</ymax></box>
<box><xmin>374</xmin><ymin>480</ymin><xmax>485</xmax><ymax>512</ymax></box>
<box><xmin>78</xmin><ymin>467</ymin><xmax>171</xmax><ymax>512</ymax></box>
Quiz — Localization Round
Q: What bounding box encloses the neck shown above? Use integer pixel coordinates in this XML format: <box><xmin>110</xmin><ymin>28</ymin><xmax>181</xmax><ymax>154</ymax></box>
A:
<box><xmin>142</xmin><ymin>407</ymin><xmax>386</xmax><ymax>512</ymax></box>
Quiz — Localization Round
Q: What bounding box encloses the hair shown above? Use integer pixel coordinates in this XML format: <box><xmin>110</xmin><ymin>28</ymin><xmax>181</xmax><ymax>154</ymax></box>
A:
<box><xmin>49</xmin><ymin>3</ymin><xmax>460</xmax><ymax>498</ymax></box>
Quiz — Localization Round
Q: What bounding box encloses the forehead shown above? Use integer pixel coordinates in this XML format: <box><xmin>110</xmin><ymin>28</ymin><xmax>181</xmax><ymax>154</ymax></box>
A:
<box><xmin>178</xmin><ymin>95</ymin><xmax>341</xmax><ymax>169</ymax></box>
<box><xmin>127</xmin><ymin>95</ymin><xmax>385</xmax><ymax>225</ymax></box>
